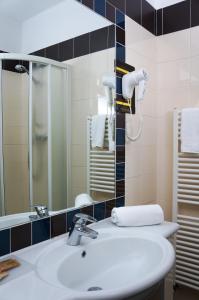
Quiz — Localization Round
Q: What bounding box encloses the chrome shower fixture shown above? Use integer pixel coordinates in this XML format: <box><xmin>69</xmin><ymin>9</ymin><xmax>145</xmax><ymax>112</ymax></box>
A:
<box><xmin>15</xmin><ymin>64</ymin><xmax>29</xmax><ymax>75</ymax></box>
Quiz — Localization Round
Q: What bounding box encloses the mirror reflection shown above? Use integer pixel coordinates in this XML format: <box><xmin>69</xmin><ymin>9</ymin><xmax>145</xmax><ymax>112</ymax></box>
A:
<box><xmin>0</xmin><ymin>0</ymin><xmax>115</xmax><ymax>229</ymax></box>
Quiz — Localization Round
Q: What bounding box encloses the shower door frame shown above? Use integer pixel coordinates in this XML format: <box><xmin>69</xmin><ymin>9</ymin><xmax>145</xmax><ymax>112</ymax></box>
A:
<box><xmin>0</xmin><ymin>53</ymin><xmax>71</xmax><ymax>215</ymax></box>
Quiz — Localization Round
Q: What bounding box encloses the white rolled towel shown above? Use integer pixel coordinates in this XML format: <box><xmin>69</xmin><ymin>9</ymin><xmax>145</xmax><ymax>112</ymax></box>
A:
<box><xmin>111</xmin><ymin>204</ymin><xmax>164</xmax><ymax>227</ymax></box>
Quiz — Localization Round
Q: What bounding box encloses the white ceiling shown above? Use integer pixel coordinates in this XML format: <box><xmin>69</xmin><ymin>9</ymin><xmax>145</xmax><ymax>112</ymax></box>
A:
<box><xmin>146</xmin><ymin>0</ymin><xmax>185</xmax><ymax>9</ymax></box>
<box><xmin>0</xmin><ymin>0</ymin><xmax>65</xmax><ymax>22</ymax></box>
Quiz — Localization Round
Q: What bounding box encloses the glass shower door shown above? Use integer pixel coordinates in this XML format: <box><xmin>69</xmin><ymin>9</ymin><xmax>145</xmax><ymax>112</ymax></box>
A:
<box><xmin>50</xmin><ymin>65</ymin><xmax>68</xmax><ymax>211</ymax></box>
<box><xmin>30</xmin><ymin>62</ymin><xmax>68</xmax><ymax>211</ymax></box>
<box><xmin>31</xmin><ymin>62</ymin><xmax>49</xmax><ymax>208</ymax></box>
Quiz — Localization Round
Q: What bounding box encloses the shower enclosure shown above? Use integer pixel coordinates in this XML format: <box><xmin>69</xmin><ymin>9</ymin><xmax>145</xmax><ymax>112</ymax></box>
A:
<box><xmin>0</xmin><ymin>53</ymin><xmax>70</xmax><ymax>216</ymax></box>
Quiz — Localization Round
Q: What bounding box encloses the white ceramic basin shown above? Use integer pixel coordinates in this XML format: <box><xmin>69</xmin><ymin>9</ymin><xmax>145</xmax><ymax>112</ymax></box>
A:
<box><xmin>36</xmin><ymin>230</ymin><xmax>175</xmax><ymax>300</ymax></box>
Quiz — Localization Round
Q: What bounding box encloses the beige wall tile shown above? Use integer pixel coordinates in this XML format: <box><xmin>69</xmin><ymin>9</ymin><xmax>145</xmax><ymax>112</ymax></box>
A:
<box><xmin>157</xmin><ymin>29</ymin><xmax>191</xmax><ymax>63</ymax></box>
<box><xmin>190</xmin><ymin>26</ymin><xmax>199</xmax><ymax>57</ymax></box>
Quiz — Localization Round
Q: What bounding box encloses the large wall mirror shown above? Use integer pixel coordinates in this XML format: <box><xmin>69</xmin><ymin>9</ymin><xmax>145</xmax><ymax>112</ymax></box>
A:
<box><xmin>0</xmin><ymin>0</ymin><xmax>116</xmax><ymax>229</ymax></box>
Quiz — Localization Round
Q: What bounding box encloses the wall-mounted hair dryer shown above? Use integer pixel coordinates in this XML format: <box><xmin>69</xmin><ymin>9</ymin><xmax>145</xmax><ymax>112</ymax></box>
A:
<box><xmin>122</xmin><ymin>69</ymin><xmax>149</xmax><ymax>141</ymax></box>
<box><xmin>102</xmin><ymin>75</ymin><xmax>115</xmax><ymax>108</ymax></box>
<box><xmin>122</xmin><ymin>68</ymin><xmax>148</xmax><ymax>102</ymax></box>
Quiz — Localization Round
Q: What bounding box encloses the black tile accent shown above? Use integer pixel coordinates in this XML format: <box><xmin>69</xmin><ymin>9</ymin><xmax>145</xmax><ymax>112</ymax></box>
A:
<box><xmin>51</xmin><ymin>213</ymin><xmax>67</xmax><ymax>238</ymax></box>
<box><xmin>116</xmin><ymin>113</ymin><xmax>125</xmax><ymax>129</ymax></box>
<box><xmin>106</xmin><ymin>1</ymin><xmax>115</xmax><ymax>23</ymax></box>
<box><xmin>108</xmin><ymin>25</ymin><xmax>116</xmax><ymax>48</ymax></box>
<box><xmin>82</xmin><ymin>0</ymin><xmax>94</xmax><ymax>10</ymax></box>
<box><xmin>116</xmin><ymin>9</ymin><xmax>125</xmax><ymax>29</ymax></box>
<box><xmin>116</xmin><ymin>162</ymin><xmax>125</xmax><ymax>180</ymax></box>
<box><xmin>142</xmin><ymin>0</ymin><xmax>155</xmax><ymax>34</ymax></box>
<box><xmin>46</xmin><ymin>44</ymin><xmax>59</xmax><ymax>60</ymax></box>
<box><xmin>105</xmin><ymin>199</ymin><xmax>116</xmax><ymax>218</ymax></box>
<box><xmin>94</xmin><ymin>0</ymin><xmax>105</xmax><ymax>17</ymax></box>
<box><xmin>90</xmin><ymin>27</ymin><xmax>108</xmax><ymax>53</ymax></box>
<box><xmin>80</xmin><ymin>205</ymin><xmax>94</xmax><ymax>217</ymax></box>
<box><xmin>32</xmin><ymin>218</ymin><xmax>50</xmax><ymax>245</ymax></box>
<box><xmin>116</xmin><ymin>26</ymin><xmax>125</xmax><ymax>45</ymax></box>
<box><xmin>67</xmin><ymin>209</ymin><xmax>80</xmax><ymax>232</ymax></box>
<box><xmin>31</xmin><ymin>48</ymin><xmax>46</xmax><ymax>57</ymax></box>
<box><xmin>107</xmin><ymin>0</ymin><xmax>125</xmax><ymax>13</ymax></box>
<box><xmin>156</xmin><ymin>9</ymin><xmax>163</xmax><ymax>36</ymax></box>
<box><xmin>163</xmin><ymin>0</ymin><xmax>190</xmax><ymax>35</ymax></box>
<box><xmin>116</xmin><ymin>59</ymin><xmax>135</xmax><ymax>74</ymax></box>
<box><xmin>2</xmin><ymin>60</ymin><xmax>19</xmax><ymax>73</ymax></box>
<box><xmin>0</xmin><ymin>229</ymin><xmax>10</xmax><ymax>256</ymax></box>
<box><xmin>116</xmin><ymin>43</ymin><xmax>125</xmax><ymax>62</ymax></box>
<box><xmin>116</xmin><ymin>179</ymin><xmax>125</xmax><ymax>197</ymax></box>
<box><xmin>116</xmin><ymin>196</ymin><xmax>125</xmax><ymax>207</ymax></box>
<box><xmin>191</xmin><ymin>0</ymin><xmax>199</xmax><ymax>28</ymax></box>
<box><xmin>94</xmin><ymin>202</ymin><xmax>105</xmax><ymax>221</ymax></box>
<box><xmin>116</xmin><ymin>128</ymin><xmax>125</xmax><ymax>146</ymax></box>
<box><xmin>59</xmin><ymin>39</ymin><xmax>74</xmax><ymax>61</ymax></box>
<box><xmin>116</xmin><ymin>146</ymin><xmax>125</xmax><ymax>163</ymax></box>
<box><xmin>11</xmin><ymin>223</ymin><xmax>31</xmax><ymax>252</ymax></box>
<box><xmin>126</xmin><ymin>0</ymin><xmax>141</xmax><ymax>25</ymax></box>
<box><xmin>74</xmin><ymin>33</ymin><xmax>90</xmax><ymax>58</ymax></box>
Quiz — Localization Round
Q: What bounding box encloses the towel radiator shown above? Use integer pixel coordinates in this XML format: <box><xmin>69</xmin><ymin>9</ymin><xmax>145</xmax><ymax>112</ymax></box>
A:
<box><xmin>87</xmin><ymin>117</ymin><xmax>115</xmax><ymax>194</ymax></box>
<box><xmin>173</xmin><ymin>109</ymin><xmax>199</xmax><ymax>291</ymax></box>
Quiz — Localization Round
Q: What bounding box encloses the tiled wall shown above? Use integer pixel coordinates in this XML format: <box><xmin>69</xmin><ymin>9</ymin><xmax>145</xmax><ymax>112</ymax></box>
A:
<box><xmin>156</xmin><ymin>0</ymin><xmax>199</xmax><ymax>36</ymax></box>
<box><xmin>156</xmin><ymin>23</ymin><xmax>199</xmax><ymax>220</ymax></box>
<box><xmin>125</xmin><ymin>16</ymin><xmax>157</xmax><ymax>207</ymax></box>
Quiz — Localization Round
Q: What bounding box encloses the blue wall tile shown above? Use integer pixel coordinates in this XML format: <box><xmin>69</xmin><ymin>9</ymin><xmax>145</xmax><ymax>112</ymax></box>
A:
<box><xmin>116</xmin><ymin>128</ymin><xmax>125</xmax><ymax>146</ymax></box>
<box><xmin>94</xmin><ymin>202</ymin><xmax>105</xmax><ymax>221</ymax></box>
<box><xmin>116</xmin><ymin>9</ymin><xmax>125</xmax><ymax>29</ymax></box>
<box><xmin>116</xmin><ymin>76</ymin><xmax>122</xmax><ymax>95</ymax></box>
<box><xmin>105</xmin><ymin>199</ymin><xmax>116</xmax><ymax>218</ymax></box>
<box><xmin>32</xmin><ymin>218</ymin><xmax>50</xmax><ymax>245</ymax></box>
<box><xmin>94</xmin><ymin>0</ymin><xmax>105</xmax><ymax>17</ymax></box>
<box><xmin>116</xmin><ymin>196</ymin><xmax>125</xmax><ymax>207</ymax></box>
<box><xmin>116</xmin><ymin>43</ymin><xmax>125</xmax><ymax>62</ymax></box>
<box><xmin>0</xmin><ymin>229</ymin><xmax>10</xmax><ymax>256</ymax></box>
<box><xmin>116</xmin><ymin>163</ymin><xmax>125</xmax><ymax>180</ymax></box>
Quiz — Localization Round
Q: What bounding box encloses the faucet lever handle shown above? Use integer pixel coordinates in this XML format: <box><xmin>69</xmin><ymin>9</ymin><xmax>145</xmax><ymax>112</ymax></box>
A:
<box><xmin>73</xmin><ymin>213</ymin><xmax>97</xmax><ymax>225</ymax></box>
<box><xmin>32</xmin><ymin>204</ymin><xmax>49</xmax><ymax>218</ymax></box>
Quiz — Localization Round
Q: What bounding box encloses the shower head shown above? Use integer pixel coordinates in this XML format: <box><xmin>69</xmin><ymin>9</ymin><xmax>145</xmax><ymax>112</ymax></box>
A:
<box><xmin>15</xmin><ymin>64</ymin><xmax>29</xmax><ymax>75</ymax></box>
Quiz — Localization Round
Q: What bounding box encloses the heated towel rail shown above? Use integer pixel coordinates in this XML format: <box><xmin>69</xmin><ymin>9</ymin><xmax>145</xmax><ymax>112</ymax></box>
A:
<box><xmin>173</xmin><ymin>109</ymin><xmax>199</xmax><ymax>291</ymax></box>
<box><xmin>87</xmin><ymin>117</ymin><xmax>115</xmax><ymax>194</ymax></box>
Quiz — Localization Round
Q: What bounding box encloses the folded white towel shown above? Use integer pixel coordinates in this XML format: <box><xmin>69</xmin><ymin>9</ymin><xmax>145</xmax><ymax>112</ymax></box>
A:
<box><xmin>91</xmin><ymin>115</ymin><xmax>106</xmax><ymax>149</ymax></box>
<box><xmin>181</xmin><ymin>108</ymin><xmax>199</xmax><ymax>153</ymax></box>
<box><xmin>111</xmin><ymin>204</ymin><xmax>164</xmax><ymax>227</ymax></box>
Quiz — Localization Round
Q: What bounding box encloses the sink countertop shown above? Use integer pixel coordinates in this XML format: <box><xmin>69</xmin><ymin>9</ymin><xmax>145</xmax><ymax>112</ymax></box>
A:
<box><xmin>0</xmin><ymin>219</ymin><xmax>179</xmax><ymax>300</ymax></box>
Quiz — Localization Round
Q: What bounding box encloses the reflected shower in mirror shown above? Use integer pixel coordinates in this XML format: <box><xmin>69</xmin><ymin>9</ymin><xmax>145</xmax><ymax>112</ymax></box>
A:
<box><xmin>0</xmin><ymin>0</ymin><xmax>116</xmax><ymax>229</ymax></box>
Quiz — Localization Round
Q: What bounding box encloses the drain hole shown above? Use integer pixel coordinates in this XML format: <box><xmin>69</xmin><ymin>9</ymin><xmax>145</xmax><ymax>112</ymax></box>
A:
<box><xmin>81</xmin><ymin>250</ymin><xmax>86</xmax><ymax>258</ymax></box>
<box><xmin>88</xmin><ymin>287</ymin><xmax>103</xmax><ymax>291</ymax></box>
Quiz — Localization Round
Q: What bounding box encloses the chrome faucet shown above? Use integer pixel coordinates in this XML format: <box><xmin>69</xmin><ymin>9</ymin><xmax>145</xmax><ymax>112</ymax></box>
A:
<box><xmin>67</xmin><ymin>213</ymin><xmax>98</xmax><ymax>246</ymax></box>
<box><xmin>29</xmin><ymin>205</ymin><xmax>49</xmax><ymax>221</ymax></box>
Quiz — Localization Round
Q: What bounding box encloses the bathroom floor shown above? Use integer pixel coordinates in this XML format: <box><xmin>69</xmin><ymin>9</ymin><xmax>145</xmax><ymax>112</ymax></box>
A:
<box><xmin>174</xmin><ymin>285</ymin><xmax>199</xmax><ymax>300</ymax></box>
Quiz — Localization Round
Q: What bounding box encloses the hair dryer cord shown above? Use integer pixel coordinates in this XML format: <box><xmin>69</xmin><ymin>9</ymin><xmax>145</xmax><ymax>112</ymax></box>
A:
<box><xmin>126</xmin><ymin>100</ymin><xmax>143</xmax><ymax>142</ymax></box>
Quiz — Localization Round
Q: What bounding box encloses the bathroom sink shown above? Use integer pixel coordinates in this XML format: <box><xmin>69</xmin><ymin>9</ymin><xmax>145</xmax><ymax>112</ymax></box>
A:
<box><xmin>36</xmin><ymin>230</ymin><xmax>175</xmax><ymax>299</ymax></box>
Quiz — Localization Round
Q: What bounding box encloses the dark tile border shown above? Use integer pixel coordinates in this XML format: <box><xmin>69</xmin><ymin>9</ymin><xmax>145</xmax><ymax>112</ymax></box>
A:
<box><xmin>30</xmin><ymin>24</ymin><xmax>115</xmax><ymax>61</ymax></box>
<box><xmin>0</xmin><ymin>198</ymin><xmax>123</xmax><ymax>257</ymax></box>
